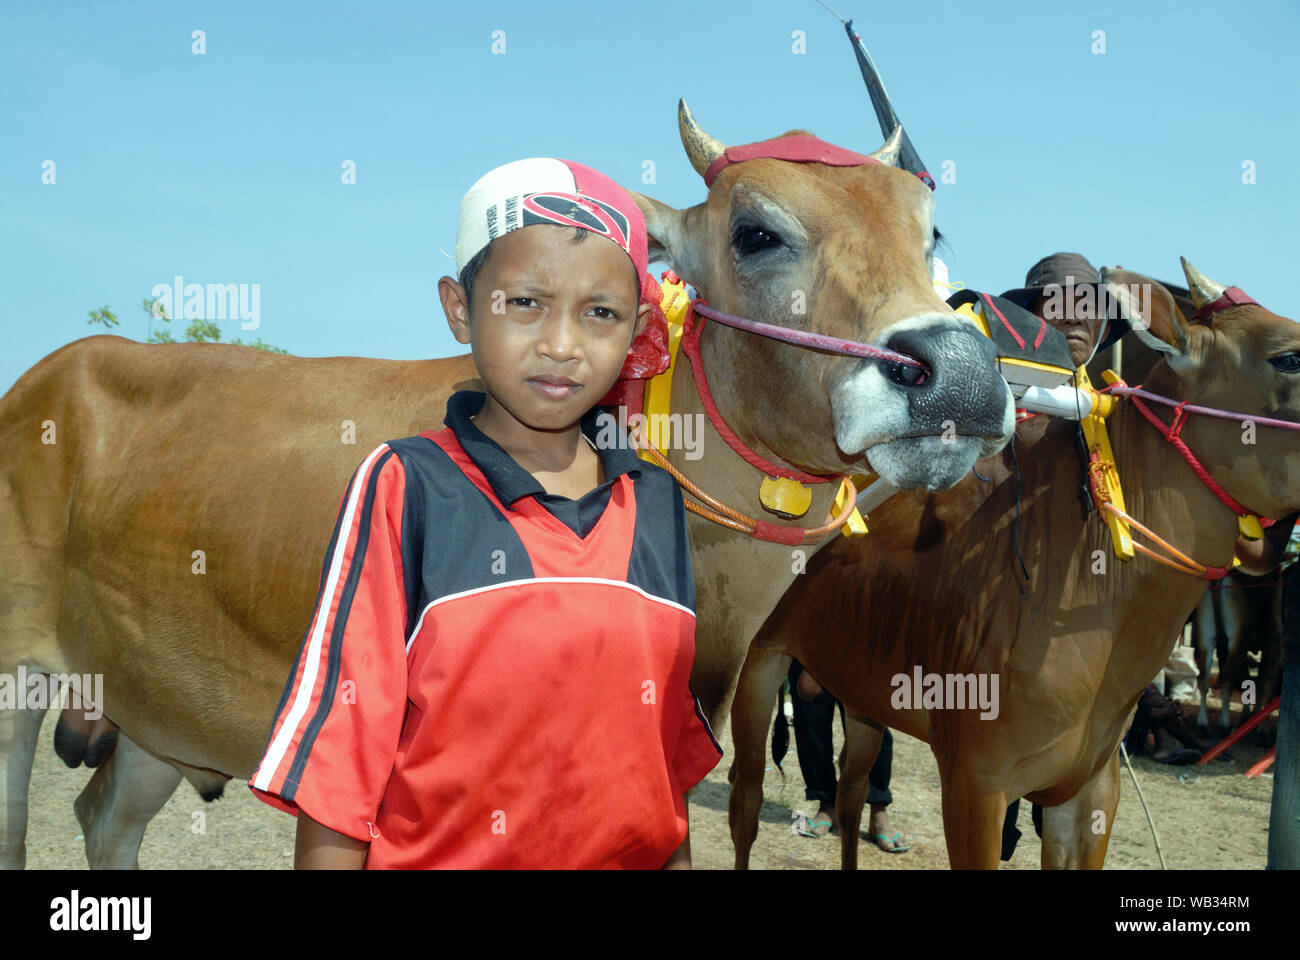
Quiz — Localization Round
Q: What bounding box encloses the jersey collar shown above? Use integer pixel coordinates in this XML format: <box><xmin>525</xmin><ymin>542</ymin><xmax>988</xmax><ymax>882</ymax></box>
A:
<box><xmin>445</xmin><ymin>391</ymin><xmax>641</xmax><ymax>506</ymax></box>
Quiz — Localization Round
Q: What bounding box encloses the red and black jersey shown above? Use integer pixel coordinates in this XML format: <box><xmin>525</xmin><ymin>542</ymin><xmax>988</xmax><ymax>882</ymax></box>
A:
<box><xmin>249</xmin><ymin>391</ymin><xmax>722</xmax><ymax>868</ymax></box>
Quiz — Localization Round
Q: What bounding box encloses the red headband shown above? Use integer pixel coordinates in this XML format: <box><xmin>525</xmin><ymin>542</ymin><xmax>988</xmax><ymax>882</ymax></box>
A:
<box><xmin>1192</xmin><ymin>286</ymin><xmax>1259</xmax><ymax>322</ymax></box>
<box><xmin>703</xmin><ymin>135</ymin><xmax>881</xmax><ymax>188</ymax></box>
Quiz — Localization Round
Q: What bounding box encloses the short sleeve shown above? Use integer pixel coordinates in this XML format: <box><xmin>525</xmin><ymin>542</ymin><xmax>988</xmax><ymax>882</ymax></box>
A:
<box><xmin>248</xmin><ymin>444</ymin><xmax>411</xmax><ymax>842</ymax></box>
<box><xmin>673</xmin><ymin>684</ymin><xmax>723</xmax><ymax>792</ymax></box>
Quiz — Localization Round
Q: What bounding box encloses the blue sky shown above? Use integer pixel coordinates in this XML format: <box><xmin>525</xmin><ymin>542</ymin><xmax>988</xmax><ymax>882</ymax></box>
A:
<box><xmin>4</xmin><ymin>0</ymin><xmax>1297</xmax><ymax>393</ymax></box>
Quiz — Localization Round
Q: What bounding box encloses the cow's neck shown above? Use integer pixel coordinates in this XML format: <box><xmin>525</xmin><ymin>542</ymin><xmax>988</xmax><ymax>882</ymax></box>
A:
<box><xmin>1108</xmin><ymin>370</ymin><xmax>1241</xmax><ymax>574</ymax></box>
<box><xmin>666</xmin><ymin>342</ymin><xmax>843</xmax><ymax>528</ymax></box>
<box><xmin>1092</xmin><ymin>372</ymin><xmax>1241</xmax><ymax>691</ymax></box>
<box><xmin>664</xmin><ymin>335</ymin><xmax>845</xmax><ymax>722</ymax></box>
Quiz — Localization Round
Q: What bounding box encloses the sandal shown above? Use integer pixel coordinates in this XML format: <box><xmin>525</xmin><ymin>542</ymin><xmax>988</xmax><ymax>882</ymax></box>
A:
<box><xmin>796</xmin><ymin>815</ymin><xmax>835</xmax><ymax>838</ymax></box>
<box><xmin>873</xmin><ymin>831</ymin><xmax>910</xmax><ymax>853</ymax></box>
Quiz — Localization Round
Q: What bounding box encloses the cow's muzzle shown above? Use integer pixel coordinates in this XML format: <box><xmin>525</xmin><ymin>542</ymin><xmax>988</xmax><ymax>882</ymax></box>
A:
<box><xmin>831</xmin><ymin>315</ymin><xmax>1015</xmax><ymax>490</ymax></box>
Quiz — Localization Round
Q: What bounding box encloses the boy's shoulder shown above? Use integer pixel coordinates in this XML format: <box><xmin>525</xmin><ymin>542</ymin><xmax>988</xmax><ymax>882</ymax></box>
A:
<box><xmin>374</xmin><ymin>429</ymin><xmax>464</xmax><ymax>489</ymax></box>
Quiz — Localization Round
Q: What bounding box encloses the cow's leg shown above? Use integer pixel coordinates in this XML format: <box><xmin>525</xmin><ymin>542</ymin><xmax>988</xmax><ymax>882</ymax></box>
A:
<box><xmin>74</xmin><ymin>732</ymin><xmax>181</xmax><ymax>870</ymax></box>
<box><xmin>1194</xmin><ymin>612</ymin><xmax>1213</xmax><ymax>737</ymax></box>
<box><xmin>1196</xmin><ymin>689</ymin><xmax>1211</xmax><ymax>738</ymax></box>
<box><xmin>835</xmin><ymin>714</ymin><xmax>883</xmax><ymax>871</ymax></box>
<box><xmin>1039</xmin><ymin>749</ymin><xmax>1122</xmax><ymax>869</ymax></box>
<box><xmin>938</xmin><ymin>764</ymin><xmax>1005</xmax><ymax>869</ymax></box>
<box><xmin>727</xmin><ymin>644</ymin><xmax>791</xmax><ymax>870</ymax></box>
<box><xmin>0</xmin><ymin>700</ymin><xmax>47</xmax><ymax>869</ymax></box>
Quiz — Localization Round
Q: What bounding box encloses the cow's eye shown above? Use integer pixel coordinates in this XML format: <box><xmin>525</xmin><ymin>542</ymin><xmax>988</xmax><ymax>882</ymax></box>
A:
<box><xmin>734</xmin><ymin>224</ymin><xmax>781</xmax><ymax>256</ymax></box>
<box><xmin>1269</xmin><ymin>353</ymin><xmax>1300</xmax><ymax>374</ymax></box>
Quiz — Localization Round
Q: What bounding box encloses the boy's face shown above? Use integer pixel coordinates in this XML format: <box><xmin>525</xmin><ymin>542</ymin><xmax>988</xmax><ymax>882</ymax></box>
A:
<box><xmin>440</xmin><ymin>224</ymin><xmax>650</xmax><ymax>432</ymax></box>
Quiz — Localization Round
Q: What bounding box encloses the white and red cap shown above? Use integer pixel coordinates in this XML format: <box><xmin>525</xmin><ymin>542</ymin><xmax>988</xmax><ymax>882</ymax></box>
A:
<box><xmin>454</xmin><ymin>157</ymin><xmax>669</xmax><ymax>405</ymax></box>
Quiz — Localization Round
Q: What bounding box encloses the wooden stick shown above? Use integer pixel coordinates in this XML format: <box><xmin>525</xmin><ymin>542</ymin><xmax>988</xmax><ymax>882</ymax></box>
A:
<box><xmin>1120</xmin><ymin>742</ymin><xmax>1167</xmax><ymax>869</ymax></box>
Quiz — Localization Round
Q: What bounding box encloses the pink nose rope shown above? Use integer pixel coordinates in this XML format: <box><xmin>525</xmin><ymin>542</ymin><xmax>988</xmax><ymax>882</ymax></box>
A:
<box><xmin>690</xmin><ymin>301</ymin><xmax>930</xmax><ymax>378</ymax></box>
<box><xmin>1099</xmin><ymin>380</ymin><xmax>1299</xmax><ymax>525</ymax></box>
<box><xmin>1101</xmin><ymin>384</ymin><xmax>1300</xmax><ymax>433</ymax></box>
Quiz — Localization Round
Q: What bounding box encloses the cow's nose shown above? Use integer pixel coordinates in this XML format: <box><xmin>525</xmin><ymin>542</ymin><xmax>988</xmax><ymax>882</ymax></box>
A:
<box><xmin>883</xmin><ymin>359</ymin><xmax>928</xmax><ymax>387</ymax></box>
<box><xmin>884</xmin><ymin>320</ymin><xmax>1008</xmax><ymax>437</ymax></box>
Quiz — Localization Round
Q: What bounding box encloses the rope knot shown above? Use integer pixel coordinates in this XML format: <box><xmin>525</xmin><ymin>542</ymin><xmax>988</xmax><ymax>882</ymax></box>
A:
<box><xmin>1087</xmin><ymin>458</ymin><xmax>1114</xmax><ymax>506</ymax></box>
<box><xmin>1167</xmin><ymin>402</ymin><xmax>1190</xmax><ymax>442</ymax></box>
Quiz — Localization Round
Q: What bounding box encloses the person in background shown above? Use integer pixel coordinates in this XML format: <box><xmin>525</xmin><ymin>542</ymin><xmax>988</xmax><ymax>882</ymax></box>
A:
<box><xmin>786</xmin><ymin>660</ymin><xmax>908</xmax><ymax>853</ymax></box>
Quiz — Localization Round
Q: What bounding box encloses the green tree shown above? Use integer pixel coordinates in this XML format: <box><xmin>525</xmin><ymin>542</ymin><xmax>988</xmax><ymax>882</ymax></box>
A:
<box><xmin>87</xmin><ymin>306</ymin><xmax>119</xmax><ymax>329</ymax></box>
<box><xmin>83</xmin><ymin>295</ymin><xmax>291</xmax><ymax>354</ymax></box>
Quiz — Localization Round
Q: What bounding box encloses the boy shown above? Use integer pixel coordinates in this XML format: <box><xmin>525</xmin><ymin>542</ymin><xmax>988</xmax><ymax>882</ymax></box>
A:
<box><xmin>248</xmin><ymin>158</ymin><xmax>722</xmax><ymax>868</ymax></box>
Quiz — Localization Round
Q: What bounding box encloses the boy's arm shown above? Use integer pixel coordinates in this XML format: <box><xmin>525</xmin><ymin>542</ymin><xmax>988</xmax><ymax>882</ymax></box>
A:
<box><xmin>661</xmin><ymin>793</ymin><xmax>692</xmax><ymax>870</ymax></box>
<box><xmin>248</xmin><ymin>447</ymin><xmax>413</xmax><ymax>848</ymax></box>
<box><xmin>295</xmin><ymin>812</ymin><xmax>370</xmax><ymax>869</ymax></box>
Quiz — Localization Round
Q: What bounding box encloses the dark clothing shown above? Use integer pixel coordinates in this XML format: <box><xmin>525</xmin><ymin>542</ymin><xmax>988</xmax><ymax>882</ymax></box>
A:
<box><xmin>1270</xmin><ymin>513</ymin><xmax>1299</xmax><ymax>867</ymax></box>
<box><xmin>787</xmin><ymin>660</ymin><xmax>892</xmax><ymax>807</ymax></box>
<box><xmin>1275</xmin><ymin>514</ymin><xmax>1300</xmax><ymax>666</ymax></box>
<box><xmin>1002</xmin><ymin>799</ymin><xmax>1044</xmax><ymax>861</ymax></box>
<box><xmin>444</xmin><ymin>390</ymin><xmax>640</xmax><ymax>538</ymax></box>
<box><xmin>1268</xmin><ymin>662</ymin><xmax>1300</xmax><ymax>868</ymax></box>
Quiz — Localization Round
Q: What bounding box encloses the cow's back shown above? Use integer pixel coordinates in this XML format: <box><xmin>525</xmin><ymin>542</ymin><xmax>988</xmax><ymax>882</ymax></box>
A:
<box><xmin>0</xmin><ymin>335</ymin><xmax>479</xmax><ymax>775</ymax></box>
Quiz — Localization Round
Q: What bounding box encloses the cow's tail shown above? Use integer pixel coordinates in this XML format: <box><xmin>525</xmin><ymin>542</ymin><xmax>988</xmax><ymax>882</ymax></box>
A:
<box><xmin>771</xmin><ymin>680</ymin><xmax>789</xmax><ymax>784</ymax></box>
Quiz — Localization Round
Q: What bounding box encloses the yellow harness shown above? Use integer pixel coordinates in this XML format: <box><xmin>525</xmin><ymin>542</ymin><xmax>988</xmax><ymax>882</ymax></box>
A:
<box><xmin>1076</xmin><ymin>366</ymin><xmax>1134</xmax><ymax>560</ymax></box>
<box><xmin>637</xmin><ymin>275</ymin><xmax>869</xmax><ymax>538</ymax></box>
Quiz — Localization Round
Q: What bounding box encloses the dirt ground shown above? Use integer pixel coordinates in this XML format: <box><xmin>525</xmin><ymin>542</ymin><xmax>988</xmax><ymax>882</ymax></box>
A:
<box><xmin>20</xmin><ymin>685</ymin><xmax>1277</xmax><ymax>870</ymax></box>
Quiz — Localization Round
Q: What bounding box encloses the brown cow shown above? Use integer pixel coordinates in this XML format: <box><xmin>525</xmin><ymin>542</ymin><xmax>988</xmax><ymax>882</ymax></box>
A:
<box><xmin>0</xmin><ymin>101</ymin><xmax>1014</xmax><ymax>868</ymax></box>
<box><xmin>727</xmin><ymin>259</ymin><xmax>1300</xmax><ymax>869</ymax></box>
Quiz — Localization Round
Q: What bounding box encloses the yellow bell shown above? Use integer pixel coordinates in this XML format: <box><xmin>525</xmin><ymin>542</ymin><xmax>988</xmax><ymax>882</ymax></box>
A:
<box><xmin>1238</xmin><ymin>515</ymin><xmax>1265</xmax><ymax>540</ymax></box>
<box><xmin>760</xmin><ymin>476</ymin><xmax>812</xmax><ymax>519</ymax></box>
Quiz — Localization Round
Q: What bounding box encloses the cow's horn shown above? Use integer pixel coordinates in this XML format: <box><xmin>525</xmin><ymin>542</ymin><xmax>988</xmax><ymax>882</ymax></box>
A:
<box><xmin>1180</xmin><ymin>256</ymin><xmax>1227</xmax><ymax>307</ymax></box>
<box><xmin>678</xmin><ymin>99</ymin><xmax>726</xmax><ymax>179</ymax></box>
<box><xmin>868</xmin><ymin>125</ymin><xmax>904</xmax><ymax>167</ymax></box>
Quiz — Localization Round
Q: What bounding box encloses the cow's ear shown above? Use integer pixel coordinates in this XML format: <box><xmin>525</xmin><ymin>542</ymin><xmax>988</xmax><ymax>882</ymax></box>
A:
<box><xmin>631</xmin><ymin>191</ymin><xmax>698</xmax><ymax>279</ymax></box>
<box><xmin>1101</xmin><ymin>267</ymin><xmax>1190</xmax><ymax>358</ymax></box>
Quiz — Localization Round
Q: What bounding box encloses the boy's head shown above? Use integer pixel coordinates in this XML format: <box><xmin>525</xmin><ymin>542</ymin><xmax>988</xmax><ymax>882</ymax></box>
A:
<box><xmin>438</xmin><ymin>158</ymin><xmax>668</xmax><ymax>431</ymax></box>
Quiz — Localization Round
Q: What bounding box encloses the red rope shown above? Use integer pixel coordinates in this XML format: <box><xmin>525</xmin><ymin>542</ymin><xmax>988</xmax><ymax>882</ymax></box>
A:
<box><xmin>1126</xmin><ymin>389</ymin><xmax>1263</xmax><ymax>519</ymax></box>
<box><xmin>679</xmin><ymin>300</ymin><xmax>833</xmax><ymax>485</ymax></box>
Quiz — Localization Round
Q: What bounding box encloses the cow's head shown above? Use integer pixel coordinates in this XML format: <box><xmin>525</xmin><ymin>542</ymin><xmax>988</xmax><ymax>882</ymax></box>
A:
<box><xmin>632</xmin><ymin>101</ymin><xmax>1014</xmax><ymax>491</ymax></box>
<box><xmin>1103</xmin><ymin>259</ymin><xmax>1300</xmax><ymax>519</ymax></box>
